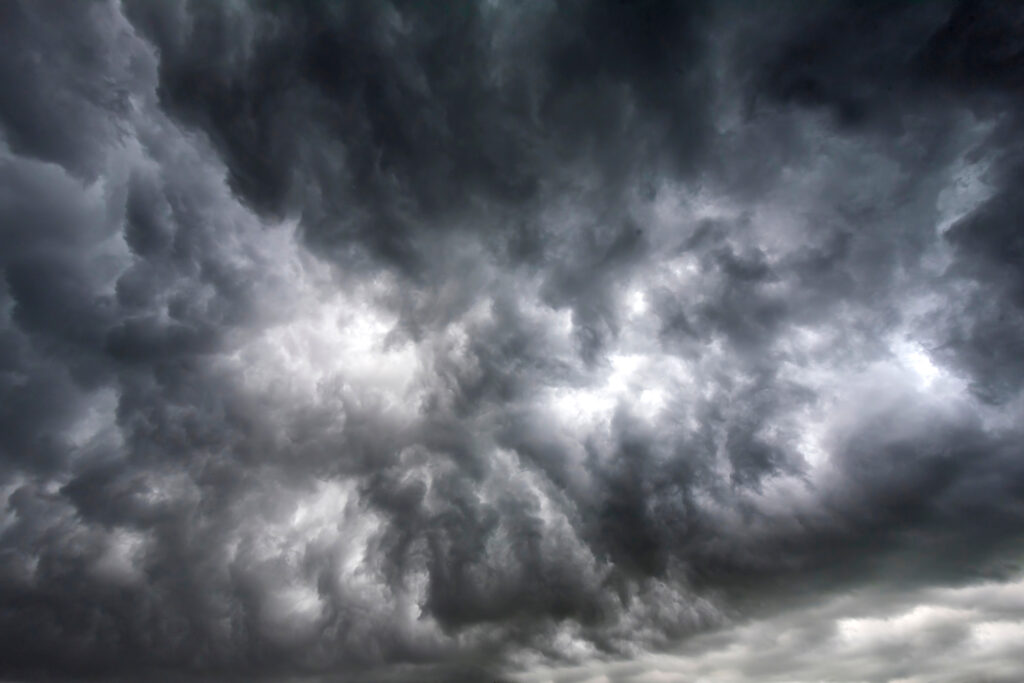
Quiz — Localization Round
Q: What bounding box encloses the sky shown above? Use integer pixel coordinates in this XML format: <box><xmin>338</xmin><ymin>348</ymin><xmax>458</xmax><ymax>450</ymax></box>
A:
<box><xmin>1</xmin><ymin>0</ymin><xmax>1023</xmax><ymax>681</ymax></box>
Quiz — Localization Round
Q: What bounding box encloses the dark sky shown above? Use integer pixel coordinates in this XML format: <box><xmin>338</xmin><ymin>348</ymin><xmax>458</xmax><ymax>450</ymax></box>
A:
<box><xmin>2</xmin><ymin>1</ymin><xmax>1024</xmax><ymax>681</ymax></box>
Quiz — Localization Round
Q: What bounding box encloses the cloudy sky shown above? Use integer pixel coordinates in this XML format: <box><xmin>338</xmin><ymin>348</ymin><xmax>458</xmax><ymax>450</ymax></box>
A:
<box><xmin>1</xmin><ymin>0</ymin><xmax>1023</xmax><ymax>681</ymax></box>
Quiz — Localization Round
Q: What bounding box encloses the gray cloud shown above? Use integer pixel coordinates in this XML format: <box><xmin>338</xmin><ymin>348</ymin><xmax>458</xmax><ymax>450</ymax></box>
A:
<box><xmin>1</xmin><ymin>0</ymin><xmax>1023</xmax><ymax>680</ymax></box>
<box><xmin>515</xmin><ymin>575</ymin><xmax>1024</xmax><ymax>683</ymax></box>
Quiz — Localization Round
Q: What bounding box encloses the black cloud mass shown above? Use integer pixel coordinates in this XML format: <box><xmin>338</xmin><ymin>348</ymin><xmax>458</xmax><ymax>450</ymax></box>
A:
<box><xmin>2</xmin><ymin>1</ymin><xmax>1024</xmax><ymax>681</ymax></box>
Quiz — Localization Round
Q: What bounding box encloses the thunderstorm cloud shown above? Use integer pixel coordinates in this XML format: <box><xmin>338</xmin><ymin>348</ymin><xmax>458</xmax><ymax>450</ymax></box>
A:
<box><xmin>1</xmin><ymin>1</ymin><xmax>1023</xmax><ymax>681</ymax></box>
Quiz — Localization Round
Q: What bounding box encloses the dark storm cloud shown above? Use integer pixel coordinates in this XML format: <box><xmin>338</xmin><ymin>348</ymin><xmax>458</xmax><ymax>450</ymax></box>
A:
<box><xmin>2</xmin><ymin>0</ymin><xmax>1024</xmax><ymax>681</ymax></box>
<box><xmin>124</xmin><ymin>0</ymin><xmax>715</xmax><ymax>281</ymax></box>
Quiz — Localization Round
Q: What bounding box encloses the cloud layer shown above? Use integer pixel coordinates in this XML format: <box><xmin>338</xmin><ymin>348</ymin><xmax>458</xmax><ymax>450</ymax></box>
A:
<box><xmin>1</xmin><ymin>1</ymin><xmax>1023</xmax><ymax>680</ymax></box>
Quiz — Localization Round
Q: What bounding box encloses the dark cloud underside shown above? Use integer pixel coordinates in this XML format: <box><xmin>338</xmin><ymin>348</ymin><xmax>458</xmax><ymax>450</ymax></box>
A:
<box><xmin>1</xmin><ymin>1</ymin><xmax>1023</xmax><ymax>681</ymax></box>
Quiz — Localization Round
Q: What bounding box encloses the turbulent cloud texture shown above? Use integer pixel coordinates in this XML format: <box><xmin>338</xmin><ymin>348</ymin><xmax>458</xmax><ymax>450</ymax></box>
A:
<box><xmin>1</xmin><ymin>0</ymin><xmax>1023</xmax><ymax>680</ymax></box>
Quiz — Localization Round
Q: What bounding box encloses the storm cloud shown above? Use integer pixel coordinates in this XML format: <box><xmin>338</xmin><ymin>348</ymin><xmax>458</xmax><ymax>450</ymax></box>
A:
<box><xmin>1</xmin><ymin>0</ymin><xmax>1023</xmax><ymax>680</ymax></box>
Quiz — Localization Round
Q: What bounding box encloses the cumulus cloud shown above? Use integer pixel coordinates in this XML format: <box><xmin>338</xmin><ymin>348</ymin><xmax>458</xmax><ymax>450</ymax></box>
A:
<box><xmin>1</xmin><ymin>0</ymin><xmax>1023</xmax><ymax>680</ymax></box>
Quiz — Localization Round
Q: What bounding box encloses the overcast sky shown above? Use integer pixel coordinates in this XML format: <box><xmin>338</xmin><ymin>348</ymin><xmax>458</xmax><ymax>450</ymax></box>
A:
<box><xmin>1</xmin><ymin>1</ymin><xmax>1023</xmax><ymax>681</ymax></box>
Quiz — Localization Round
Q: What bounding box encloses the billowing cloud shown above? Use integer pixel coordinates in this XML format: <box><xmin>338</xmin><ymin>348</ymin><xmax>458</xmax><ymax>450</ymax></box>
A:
<box><xmin>1</xmin><ymin>1</ymin><xmax>1023</xmax><ymax>681</ymax></box>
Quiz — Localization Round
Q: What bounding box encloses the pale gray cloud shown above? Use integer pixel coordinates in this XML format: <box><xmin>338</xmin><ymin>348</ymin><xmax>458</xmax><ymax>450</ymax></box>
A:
<box><xmin>514</xmin><ymin>576</ymin><xmax>1024</xmax><ymax>683</ymax></box>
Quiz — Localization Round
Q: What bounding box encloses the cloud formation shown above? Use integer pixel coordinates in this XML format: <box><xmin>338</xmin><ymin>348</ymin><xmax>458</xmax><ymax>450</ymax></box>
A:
<box><xmin>1</xmin><ymin>0</ymin><xmax>1022</xmax><ymax>680</ymax></box>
